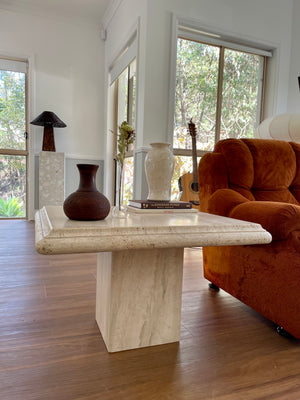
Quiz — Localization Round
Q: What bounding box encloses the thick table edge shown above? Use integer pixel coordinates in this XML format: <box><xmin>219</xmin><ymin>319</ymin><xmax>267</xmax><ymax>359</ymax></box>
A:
<box><xmin>34</xmin><ymin>231</ymin><xmax>272</xmax><ymax>255</ymax></box>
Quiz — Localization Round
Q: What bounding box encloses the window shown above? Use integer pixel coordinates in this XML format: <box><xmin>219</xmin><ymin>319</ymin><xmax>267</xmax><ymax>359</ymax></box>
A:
<box><xmin>111</xmin><ymin>59</ymin><xmax>136</xmax><ymax>205</ymax></box>
<box><xmin>0</xmin><ymin>59</ymin><xmax>28</xmax><ymax>218</ymax></box>
<box><xmin>172</xmin><ymin>28</ymin><xmax>271</xmax><ymax>200</ymax></box>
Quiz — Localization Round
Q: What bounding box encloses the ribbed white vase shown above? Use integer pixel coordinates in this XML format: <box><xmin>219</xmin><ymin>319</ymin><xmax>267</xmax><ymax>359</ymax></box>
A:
<box><xmin>145</xmin><ymin>142</ymin><xmax>175</xmax><ymax>201</ymax></box>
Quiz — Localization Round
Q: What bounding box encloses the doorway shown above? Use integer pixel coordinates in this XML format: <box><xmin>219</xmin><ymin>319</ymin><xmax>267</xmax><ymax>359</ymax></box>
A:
<box><xmin>0</xmin><ymin>58</ymin><xmax>28</xmax><ymax>219</ymax></box>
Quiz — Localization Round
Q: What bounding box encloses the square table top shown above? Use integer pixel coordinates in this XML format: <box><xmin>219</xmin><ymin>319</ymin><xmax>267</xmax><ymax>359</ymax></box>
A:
<box><xmin>35</xmin><ymin>206</ymin><xmax>272</xmax><ymax>255</ymax></box>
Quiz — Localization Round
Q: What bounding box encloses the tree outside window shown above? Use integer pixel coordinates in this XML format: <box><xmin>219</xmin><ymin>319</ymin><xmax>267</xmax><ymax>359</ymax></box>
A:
<box><xmin>0</xmin><ymin>69</ymin><xmax>27</xmax><ymax>218</ymax></box>
<box><xmin>172</xmin><ymin>37</ymin><xmax>266</xmax><ymax>200</ymax></box>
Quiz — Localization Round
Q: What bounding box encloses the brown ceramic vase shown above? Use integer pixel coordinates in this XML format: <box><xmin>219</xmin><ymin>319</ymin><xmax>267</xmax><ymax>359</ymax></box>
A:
<box><xmin>63</xmin><ymin>164</ymin><xmax>110</xmax><ymax>221</ymax></box>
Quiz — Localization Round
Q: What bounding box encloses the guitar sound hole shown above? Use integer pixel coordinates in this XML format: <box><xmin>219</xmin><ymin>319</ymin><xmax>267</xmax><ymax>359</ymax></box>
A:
<box><xmin>191</xmin><ymin>182</ymin><xmax>199</xmax><ymax>193</ymax></box>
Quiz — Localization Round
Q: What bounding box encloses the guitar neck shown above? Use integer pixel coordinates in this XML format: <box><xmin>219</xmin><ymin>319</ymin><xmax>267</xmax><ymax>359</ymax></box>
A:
<box><xmin>192</xmin><ymin>135</ymin><xmax>198</xmax><ymax>184</ymax></box>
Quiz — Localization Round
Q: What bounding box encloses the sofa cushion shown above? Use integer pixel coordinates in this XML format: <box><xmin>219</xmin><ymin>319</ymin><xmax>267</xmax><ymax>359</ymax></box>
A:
<box><xmin>214</xmin><ymin>139</ymin><xmax>254</xmax><ymax>196</ymax></box>
<box><xmin>242</xmin><ymin>139</ymin><xmax>298</xmax><ymax>204</ymax></box>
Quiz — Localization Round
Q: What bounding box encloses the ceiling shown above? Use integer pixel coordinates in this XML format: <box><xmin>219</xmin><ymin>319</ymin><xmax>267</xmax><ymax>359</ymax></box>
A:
<box><xmin>0</xmin><ymin>0</ymin><xmax>112</xmax><ymax>24</ymax></box>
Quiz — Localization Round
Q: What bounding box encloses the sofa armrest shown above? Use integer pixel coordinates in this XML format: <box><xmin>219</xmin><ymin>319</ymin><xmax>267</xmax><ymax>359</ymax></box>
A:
<box><xmin>207</xmin><ymin>188</ymin><xmax>250</xmax><ymax>216</ymax></box>
<box><xmin>229</xmin><ymin>201</ymin><xmax>300</xmax><ymax>241</ymax></box>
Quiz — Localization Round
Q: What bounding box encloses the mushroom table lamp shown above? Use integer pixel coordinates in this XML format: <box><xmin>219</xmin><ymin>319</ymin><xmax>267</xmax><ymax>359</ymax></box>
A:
<box><xmin>30</xmin><ymin>111</ymin><xmax>67</xmax><ymax>152</ymax></box>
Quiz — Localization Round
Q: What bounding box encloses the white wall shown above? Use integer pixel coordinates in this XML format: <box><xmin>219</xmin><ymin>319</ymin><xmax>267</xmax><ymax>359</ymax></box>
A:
<box><xmin>0</xmin><ymin>8</ymin><xmax>105</xmax><ymax>218</ymax></box>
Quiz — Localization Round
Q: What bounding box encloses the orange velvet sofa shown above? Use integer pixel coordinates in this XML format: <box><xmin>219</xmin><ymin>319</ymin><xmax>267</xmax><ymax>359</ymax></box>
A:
<box><xmin>198</xmin><ymin>138</ymin><xmax>300</xmax><ymax>338</ymax></box>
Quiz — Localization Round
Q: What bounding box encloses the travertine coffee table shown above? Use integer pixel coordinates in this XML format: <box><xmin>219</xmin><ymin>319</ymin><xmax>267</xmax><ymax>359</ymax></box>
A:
<box><xmin>35</xmin><ymin>205</ymin><xmax>271</xmax><ymax>352</ymax></box>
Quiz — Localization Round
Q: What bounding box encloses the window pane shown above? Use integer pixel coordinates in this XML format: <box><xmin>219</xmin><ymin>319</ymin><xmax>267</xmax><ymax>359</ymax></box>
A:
<box><xmin>0</xmin><ymin>71</ymin><xmax>26</xmax><ymax>150</ymax></box>
<box><xmin>174</xmin><ymin>38</ymin><xmax>219</xmax><ymax>152</ymax></box>
<box><xmin>0</xmin><ymin>155</ymin><xmax>26</xmax><ymax>218</ymax></box>
<box><xmin>114</xmin><ymin>60</ymin><xmax>136</xmax><ymax>207</ymax></box>
<box><xmin>128</xmin><ymin>59</ymin><xmax>136</xmax><ymax>129</ymax></box>
<box><xmin>123</xmin><ymin>156</ymin><xmax>134</xmax><ymax>204</ymax></box>
<box><xmin>117</xmin><ymin>68</ymin><xmax>128</xmax><ymax>126</ymax></box>
<box><xmin>127</xmin><ymin>59</ymin><xmax>136</xmax><ymax>153</ymax></box>
<box><xmin>221</xmin><ymin>49</ymin><xmax>262</xmax><ymax>140</ymax></box>
<box><xmin>171</xmin><ymin>155</ymin><xmax>200</xmax><ymax>201</ymax></box>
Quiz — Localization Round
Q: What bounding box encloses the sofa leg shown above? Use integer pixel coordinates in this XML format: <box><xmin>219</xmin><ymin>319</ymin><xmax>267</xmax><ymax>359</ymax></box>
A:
<box><xmin>208</xmin><ymin>282</ymin><xmax>220</xmax><ymax>291</ymax></box>
<box><xmin>276</xmin><ymin>326</ymin><xmax>294</xmax><ymax>339</ymax></box>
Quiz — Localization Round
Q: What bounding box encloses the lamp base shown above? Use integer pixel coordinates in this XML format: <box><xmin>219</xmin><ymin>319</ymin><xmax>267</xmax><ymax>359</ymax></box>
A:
<box><xmin>42</xmin><ymin>125</ymin><xmax>56</xmax><ymax>152</ymax></box>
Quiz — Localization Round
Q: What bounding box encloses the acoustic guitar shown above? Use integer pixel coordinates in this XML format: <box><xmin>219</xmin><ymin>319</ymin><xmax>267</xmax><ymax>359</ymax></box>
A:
<box><xmin>178</xmin><ymin>119</ymin><xmax>200</xmax><ymax>210</ymax></box>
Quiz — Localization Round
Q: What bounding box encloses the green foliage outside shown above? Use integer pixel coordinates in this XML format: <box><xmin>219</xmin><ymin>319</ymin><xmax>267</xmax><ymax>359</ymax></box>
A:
<box><xmin>172</xmin><ymin>38</ymin><xmax>261</xmax><ymax>199</ymax></box>
<box><xmin>175</xmin><ymin>39</ymin><xmax>219</xmax><ymax>152</ymax></box>
<box><xmin>221</xmin><ymin>48</ymin><xmax>260</xmax><ymax>140</ymax></box>
<box><xmin>0</xmin><ymin>196</ymin><xmax>24</xmax><ymax>217</ymax></box>
<box><xmin>0</xmin><ymin>70</ymin><xmax>26</xmax><ymax>218</ymax></box>
<box><xmin>0</xmin><ymin>70</ymin><xmax>26</xmax><ymax>149</ymax></box>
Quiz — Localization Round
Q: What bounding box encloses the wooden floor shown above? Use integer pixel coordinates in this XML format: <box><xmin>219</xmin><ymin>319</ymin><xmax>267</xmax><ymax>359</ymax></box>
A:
<box><xmin>1</xmin><ymin>220</ymin><xmax>300</xmax><ymax>400</ymax></box>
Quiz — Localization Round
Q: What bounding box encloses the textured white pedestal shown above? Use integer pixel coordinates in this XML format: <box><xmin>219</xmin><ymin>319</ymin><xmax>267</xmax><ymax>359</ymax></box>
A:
<box><xmin>39</xmin><ymin>151</ymin><xmax>64</xmax><ymax>207</ymax></box>
<box><xmin>35</xmin><ymin>206</ymin><xmax>272</xmax><ymax>352</ymax></box>
<box><xmin>96</xmin><ymin>248</ymin><xmax>183</xmax><ymax>352</ymax></box>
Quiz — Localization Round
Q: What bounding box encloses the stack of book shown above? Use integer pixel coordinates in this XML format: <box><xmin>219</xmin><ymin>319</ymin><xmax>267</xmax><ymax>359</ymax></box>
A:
<box><xmin>126</xmin><ymin>200</ymin><xmax>197</xmax><ymax>214</ymax></box>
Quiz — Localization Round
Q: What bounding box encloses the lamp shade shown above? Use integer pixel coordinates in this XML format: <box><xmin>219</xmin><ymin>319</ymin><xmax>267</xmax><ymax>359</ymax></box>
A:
<box><xmin>30</xmin><ymin>111</ymin><xmax>66</xmax><ymax>152</ymax></box>
<box><xmin>30</xmin><ymin>111</ymin><xmax>66</xmax><ymax>128</ymax></box>
<box><xmin>255</xmin><ymin>113</ymin><xmax>300</xmax><ymax>142</ymax></box>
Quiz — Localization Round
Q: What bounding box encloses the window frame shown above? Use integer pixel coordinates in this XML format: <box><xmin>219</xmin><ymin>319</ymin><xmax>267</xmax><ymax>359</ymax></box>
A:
<box><xmin>169</xmin><ymin>16</ymin><xmax>272</xmax><ymax>160</ymax></box>
<box><xmin>0</xmin><ymin>57</ymin><xmax>29</xmax><ymax>219</ymax></box>
<box><xmin>111</xmin><ymin>59</ymin><xmax>136</xmax><ymax>206</ymax></box>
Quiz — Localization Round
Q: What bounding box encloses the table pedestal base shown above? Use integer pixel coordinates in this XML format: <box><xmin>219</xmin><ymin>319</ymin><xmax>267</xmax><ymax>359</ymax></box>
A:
<box><xmin>96</xmin><ymin>248</ymin><xmax>184</xmax><ymax>352</ymax></box>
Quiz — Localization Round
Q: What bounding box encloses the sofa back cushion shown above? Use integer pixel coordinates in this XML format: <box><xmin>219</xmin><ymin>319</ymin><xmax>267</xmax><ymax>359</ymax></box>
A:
<box><xmin>214</xmin><ymin>139</ymin><xmax>255</xmax><ymax>201</ymax></box>
<box><xmin>214</xmin><ymin>138</ymin><xmax>299</xmax><ymax>204</ymax></box>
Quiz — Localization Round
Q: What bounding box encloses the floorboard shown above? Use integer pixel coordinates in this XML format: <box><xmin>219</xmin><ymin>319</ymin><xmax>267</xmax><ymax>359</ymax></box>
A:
<box><xmin>0</xmin><ymin>220</ymin><xmax>299</xmax><ymax>399</ymax></box>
